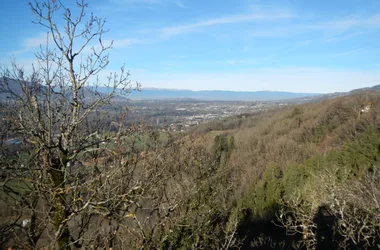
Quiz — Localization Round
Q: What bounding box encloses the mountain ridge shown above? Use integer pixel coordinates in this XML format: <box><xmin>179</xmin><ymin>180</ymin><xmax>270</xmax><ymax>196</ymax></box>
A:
<box><xmin>2</xmin><ymin>77</ymin><xmax>380</xmax><ymax>102</ymax></box>
<box><xmin>113</xmin><ymin>88</ymin><xmax>321</xmax><ymax>101</ymax></box>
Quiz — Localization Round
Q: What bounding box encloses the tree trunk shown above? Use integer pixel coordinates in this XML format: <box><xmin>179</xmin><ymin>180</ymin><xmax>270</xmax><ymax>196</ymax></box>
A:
<box><xmin>49</xmin><ymin>154</ymin><xmax>71</xmax><ymax>250</ymax></box>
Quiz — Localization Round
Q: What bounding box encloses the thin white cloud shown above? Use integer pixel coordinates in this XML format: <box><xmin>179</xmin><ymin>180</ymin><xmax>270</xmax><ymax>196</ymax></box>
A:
<box><xmin>160</xmin><ymin>10</ymin><xmax>296</xmax><ymax>37</ymax></box>
<box><xmin>111</xmin><ymin>38</ymin><xmax>144</xmax><ymax>48</ymax></box>
<box><xmin>365</xmin><ymin>14</ymin><xmax>380</xmax><ymax>26</ymax></box>
<box><xmin>225</xmin><ymin>59</ymin><xmax>257</xmax><ymax>65</ymax></box>
<box><xmin>11</xmin><ymin>32</ymin><xmax>51</xmax><ymax>55</ymax></box>
<box><xmin>250</xmin><ymin>14</ymin><xmax>380</xmax><ymax>40</ymax></box>
<box><xmin>79</xmin><ymin>38</ymin><xmax>144</xmax><ymax>56</ymax></box>
<box><xmin>298</xmin><ymin>40</ymin><xmax>312</xmax><ymax>46</ymax></box>
<box><xmin>172</xmin><ymin>0</ymin><xmax>185</xmax><ymax>8</ymax></box>
<box><xmin>108</xmin><ymin>0</ymin><xmax>185</xmax><ymax>8</ymax></box>
<box><xmin>287</xmin><ymin>40</ymin><xmax>312</xmax><ymax>52</ymax></box>
<box><xmin>324</xmin><ymin>31</ymin><xmax>367</xmax><ymax>43</ymax></box>
<box><xmin>332</xmin><ymin>48</ymin><xmax>364</xmax><ymax>57</ymax></box>
<box><xmin>12</xmin><ymin>32</ymin><xmax>145</xmax><ymax>66</ymax></box>
<box><xmin>110</xmin><ymin>0</ymin><xmax>161</xmax><ymax>4</ymax></box>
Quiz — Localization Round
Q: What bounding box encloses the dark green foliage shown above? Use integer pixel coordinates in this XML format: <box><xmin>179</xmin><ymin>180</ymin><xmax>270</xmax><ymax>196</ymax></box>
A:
<box><xmin>191</xmin><ymin>118</ymin><xmax>243</xmax><ymax>135</ymax></box>
<box><xmin>212</xmin><ymin>134</ymin><xmax>234</xmax><ymax>169</ymax></box>
<box><xmin>339</xmin><ymin>128</ymin><xmax>380</xmax><ymax>175</ymax></box>
<box><xmin>239</xmin><ymin>164</ymin><xmax>283</xmax><ymax>220</ymax></box>
<box><xmin>234</xmin><ymin>108</ymin><xmax>380</xmax><ymax>248</ymax></box>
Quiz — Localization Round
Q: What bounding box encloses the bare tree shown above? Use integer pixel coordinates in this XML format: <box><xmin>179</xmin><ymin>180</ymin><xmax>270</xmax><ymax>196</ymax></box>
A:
<box><xmin>0</xmin><ymin>0</ymin><xmax>135</xmax><ymax>248</ymax></box>
<box><xmin>0</xmin><ymin>1</ymin><xmax>244</xmax><ymax>249</ymax></box>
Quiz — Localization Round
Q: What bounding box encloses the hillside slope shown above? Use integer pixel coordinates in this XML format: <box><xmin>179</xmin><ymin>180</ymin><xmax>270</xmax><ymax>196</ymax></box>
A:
<box><xmin>2</xmin><ymin>81</ymin><xmax>380</xmax><ymax>249</ymax></box>
<box><xmin>189</xmin><ymin>91</ymin><xmax>380</xmax><ymax>249</ymax></box>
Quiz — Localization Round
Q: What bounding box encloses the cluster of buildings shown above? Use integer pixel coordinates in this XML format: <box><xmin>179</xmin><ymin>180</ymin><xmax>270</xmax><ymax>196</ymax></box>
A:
<box><xmin>125</xmin><ymin>100</ymin><xmax>287</xmax><ymax>132</ymax></box>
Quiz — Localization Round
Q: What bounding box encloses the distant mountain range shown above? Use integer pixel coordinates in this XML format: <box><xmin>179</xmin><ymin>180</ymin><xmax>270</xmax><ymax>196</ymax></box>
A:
<box><xmin>109</xmin><ymin>84</ymin><xmax>380</xmax><ymax>101</ymax></box>
<box><xmin>124</xmin><ymin>88</ymin><xmax>320</xmax><ymax>101</ymax></box>
<box><xmin>1</xmin><ymin>77</ymin><xmax>379</xmax><ymax>102</ymax></box>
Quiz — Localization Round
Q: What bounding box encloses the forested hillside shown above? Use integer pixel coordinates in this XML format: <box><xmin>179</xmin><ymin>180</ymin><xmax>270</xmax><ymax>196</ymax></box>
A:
<box><xmin>2</xmin><ymin>89</ymin><xmax>379</xmax><ymax>249</ymax></box>
<box><xmin>190</xmin><ymin>91</ymin><xmax>380</xmax><ymax>249</ymax></box>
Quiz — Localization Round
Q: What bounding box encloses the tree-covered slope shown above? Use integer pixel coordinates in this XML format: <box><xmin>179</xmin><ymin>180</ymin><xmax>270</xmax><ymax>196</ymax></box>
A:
<box><xmin>193</xmin><ymin>92</ymin><xmax>380</xmax><ymax>249</ymax></box>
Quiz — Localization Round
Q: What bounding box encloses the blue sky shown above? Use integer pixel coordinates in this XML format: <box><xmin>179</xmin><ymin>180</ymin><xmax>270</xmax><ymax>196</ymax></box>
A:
<box><xmin>1</xmin><ymin>0</ymin><xmax>380</xmax><ymax>93</ymax></box>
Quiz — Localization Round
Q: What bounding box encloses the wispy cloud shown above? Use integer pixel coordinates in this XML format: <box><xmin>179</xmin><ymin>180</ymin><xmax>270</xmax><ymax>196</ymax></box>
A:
<box><xmin>172</xmin><ymin>0</ymin><xmax>185</xmax><ymax>8</ymax></box>
<box><xmin>160</xmin><ymin>10</ymin><xmax>296</xmax><ymax>37</ymax></box>
<box><xmin>332</xmin><ymin>48</ymin><xmax>364</xmax><ymax>57</ymax></box>
<box><xmin>296</xmin><ymin>40</ymin><xmax>312</xmax><ymax>47</ymax></box>
<box><xmin>250</xmin><ymin>14</ymin><xmax>380</xmax><ymax>40</ymax></box>
<box><xmin>69</xmin><ymin>38</ymin><xmax>144</xmax><ymax>60</ymax></box>
<box><xmin>320</xmin><ymin>17</ymin><xmax>380</xmax><ymax>39</ymax></box>
<box><xmin>108</xmin><ymin>0</ymin><xmax>185</xmax><ymax>8</ymax></box>
<box><xmin>287</xmin><ymin>40</ymin><xmax>312</xmax><ymax>52</ymax></box>
<box><xmin>111</xmin><ymin>38</ymin><xmax>145</xmax><ymax>48</ymax></box>
<box><xmin>11</xmin><ymin>32</ymin><xmax>50</xmax><ymax>55</ymax></box>
<box><xmin>109</xmin><ymin>0</ymin><xmax>160</xmax><ymax>5</ymax></box>
<box><xmin>324</xmin><ymin>31</ymin><xmax>367</xmax><ymax>43</ymax></box>
<box><xmin>126</xmin><ymin>0</ymin><xmax>162</xmax><ymax>3</ymax></box>
<box><xmin>225</xmin><ymin>59</ymin><xmax>257</xmax><ymax>65</ymax></box>
<box><xmin>365</xmin><ymin>14</ymin><xmax>380</xmax><ymax>26</ymax></box>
